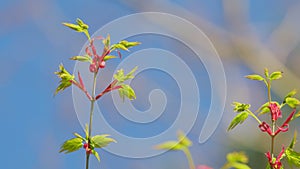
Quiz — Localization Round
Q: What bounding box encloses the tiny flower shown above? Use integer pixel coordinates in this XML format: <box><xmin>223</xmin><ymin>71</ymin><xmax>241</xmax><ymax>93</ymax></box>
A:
<box><xmin>269</xmin><ymin>103</ymin><xmax>282</xmax><ymax>121</ymax></box>
<box><xmin>259</xmin><ymin>122</ymin><xmax>272</xmax><ymax>136</ymax></box>
<box><xmin>265</xmin><ymin>146</ymin><xmax>285</xmax><ymax>169</ymax></box>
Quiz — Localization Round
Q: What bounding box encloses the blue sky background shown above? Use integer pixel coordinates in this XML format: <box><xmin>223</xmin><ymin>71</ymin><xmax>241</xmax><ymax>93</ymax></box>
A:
<box><xmin>1</xmin><ymin>0</ymin><xmax>300</xmax><ymax>169</ymax></box>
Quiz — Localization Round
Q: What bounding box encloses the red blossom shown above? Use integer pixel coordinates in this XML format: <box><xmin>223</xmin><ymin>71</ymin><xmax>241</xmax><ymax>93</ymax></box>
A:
<box><xmin>269</xmin><ymin>103</ymin><xmax>282</xmax><ymax>121</ymax></box>
<box><xmin>259</xmin><ymin>109</ymin><xmax>295</xmax><ymax>136</ymax></box>
<box><xmin>274</xmin><ymin>109</ymin><xmax>295</xmax><ymax>136</ymax></box>
<box><xmin>259</xmin><ymin>122</ymin><xmax>272</xmax><ymax>136</ymax></box>
<box><xmin>265</xmin><ymin>146</ymin><xmax>285</xmax><ymax>169</ymax></box>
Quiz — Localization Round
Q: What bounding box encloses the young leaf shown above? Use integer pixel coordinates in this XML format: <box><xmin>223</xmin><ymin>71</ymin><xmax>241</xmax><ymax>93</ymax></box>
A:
<box><xmin>222</xmin><ymin>152</ymin><xmax>251</xmax><ymax>169</ymax></box>
<box><xmin>103</xmin><ymin>55</ymin><xmax>118</xmax><ymax>61</ymax></box>
<box><xmin>284</xmin><ymin>89</ymin><xmax>297</xmax><ymax>103</ymax></box>
<box><xmin>295</xmin><ymin>111</ymin><xmax>300</xmax><ymax>119</ymax></box>
<box><xmin>155</xmin><ymin>141</ymin><xmax>184</xmax><ymax>151</ymax></box>
<box><xmin>74</xmin><ymin>132</ymin><xmax>85</xmax><ymax>141</ymax></box>
<box><xmin>232</xmin><ymin>102</ymin><xmax>251</xmax><ymax>112</ymax></box>
<box><xmin>258</xmin><ymin>102</ymin><xmax>279</xmax><ymax>116</ymax></box>
<box><xmin>264</xmin><ymin>68</ymin><xmax>269</xmax><ymax>78</ymax></box>
<box><xmin>245</xmin><ymin>74</ymin><xmax>264</xmax><ymax>81</ymax></box>
<box><xmin>62</xmin><ymin>18</ymin><xmax>90</xmax><ymax>40</ymax></box>
<box><xmin>226</xmin><ymin>152</ymin><xmax>249</xmax><ymax>163</ymax></box>
<box><xmin>270</xmin><ymin>71</ymin><xmax>283</xmax><ymax>80</ymax></box>
<box><xmin>111</xmin><ymin>40</ymin><xmax>141</xmax><ymax>51</ymax></box>
<box><xmin>227</xmin><ymin>112</ymin><xmax>249</xmax><ymax>131</ymax></box>
<box><xmin>102</xmin><ymin>34</ymin><xmax>110</xmax><ymax>47</ymax></box>
<box><xmin>70</xmin><ymin>55</ymin><xmax>92</xmax><ymax>63</ymax></box>
<box><xmin>76</xmin><ymin>18</ymin><xmax>89</xmax><ymax>29</ymax></box>
<box><xmin>62</xmin><ymin>22</ymin><xmax>83</xmax><ymax>32</ymax></box>
<box><xmin>286</xmin><ymin>97</ymin><xmax>300</xmax><ymax>108</ymax></box>
<box><xmin>113</xmin><ymin>67</ymin><xmax>138</xmax><ymax>83</ymax></box>
<box><xmin>258</xmin><ymin>107</ymin><xmax>270</xmax><ymax>116</ymax></box>
<box><xmin>177</xmin><ymin>131</ymin><xmax>192</xmax><ymax>147</ymax></box>
<box><xmin>54</xmin><ymin>64</ymin><xmax>75</xmax><ymax>95</ymax></box>
<box><xmin>59</xmin><ymin>138</ymin><xmax>83</xmax><ymax>153</ymax></box>
<box><xmin>119</xmin><ymin>40</ymin><xmax>141</xmax><ymax>48</ymax></box>
<box><xmin>286</xmin><ymin>148</ymin><xmax>300</xmax><ymax>167</ymax></box>
<box><xmin>111</xmin><ymin>43</ymin><xmax>128</xmax><ymax>51</ymax></box>
<box><xmin>91</xmin><ymin>135</ymin><xmax>116</xmax><ymax>148</ymax></box>
<box><xmin>289</xmin><ymin>131</ymin><xmax>297</xmax><ymax>149</ymax></box>
<box><xmin>92</xmin><ymin>150</ymin><xmax>101</xmax><ymax>162</ymax></box>
<box><xmin>118</xmin><ymin>84</ymin><xmax>136</xmax><ymax>101</ymax></box>
<box><xmin>84</xmin><ymin>124</ymin><xmax>89</xmax><ymax>139</ymax></box>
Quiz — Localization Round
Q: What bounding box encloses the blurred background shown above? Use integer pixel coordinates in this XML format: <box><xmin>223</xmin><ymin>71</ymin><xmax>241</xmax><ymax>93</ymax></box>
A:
<box><xmin>1</xmin><ymin>0</ymin><xmax>300</xmax><ymax>168</ymax></box>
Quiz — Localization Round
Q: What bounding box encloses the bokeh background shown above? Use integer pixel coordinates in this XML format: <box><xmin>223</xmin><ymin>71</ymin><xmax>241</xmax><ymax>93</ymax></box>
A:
<box><xmin>1</xmin><ymin>0</ymin><xmax>300</xmax><ymax>169</ymax></box>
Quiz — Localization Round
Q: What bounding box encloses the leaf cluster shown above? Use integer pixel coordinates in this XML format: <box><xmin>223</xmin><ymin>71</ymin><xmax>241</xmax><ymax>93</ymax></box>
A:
<box><xmin>113</xmin><ymin>67</ymin><xmax>138</xmax><ymax>101</ymax></box>
<box><xmin>221</xmin><ymin>152</ymin><xmax>251</xmax><ymax>169</ymax></box>
<box><xmin>59</xmin><ymin>125</ymin><xmax>116</xmax><ymax>162</ymax></box>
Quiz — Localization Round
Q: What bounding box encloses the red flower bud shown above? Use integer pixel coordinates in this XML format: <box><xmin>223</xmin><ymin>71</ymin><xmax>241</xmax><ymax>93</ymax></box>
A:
<box><xmin>99</xmin><ymin>61</ymin><xmax>105</xmax><ymax>68</ymax></box>
<box><xmin>89</xmin><ymin>63</ymin><xmax>97</xmax><ymax>72</ymax></box>
<box><xmin>83</xmin><ymin>143</ymin><xmax>92</xmax><ymax>154</ymax></box>
<box><xmin>83</xmin><ymin>143</ymin><xmax>88</xmax><ymax>149</ymax></box>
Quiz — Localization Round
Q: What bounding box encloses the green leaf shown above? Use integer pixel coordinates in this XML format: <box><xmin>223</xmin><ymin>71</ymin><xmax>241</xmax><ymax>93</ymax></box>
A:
<box><xmin>155</xmin><ymin>141</ymin><xmax>184</xmax><ymax>151</ymax></box>
<box><xmin>114</xmin><ymin>66</ymin><xmax>137</xmax><ymax>83</ymax></box>
<box><xmin>222</xmin><ymin>152</ymin><xmax>251</xmax><ymax>169</ymax></box>
<box><xmin>289</xmin><ymin>131</ymin><xmax>297</xmax><ymax>149</ymax></box>
<box><xmin>62</xmin><ymin>19</ymin><xmax>90</xmax><ymax>40</ymax></box>
<box><xmin>102</xmin><ymin>34</ymin><xmax>110</xmax><ymax>47</ymax></box>
<box><xmin>227</xmin><ymin>152</ymin><xmax>249</xmax><ymax>163</ymax></box>
<box><xmin>111</xmin><ymin>40</ymin><xmax>141</xmax><ymax>51</ymax></box>
<box><xmin>118</xmin><ymin>84</ymin><xmax>136</xmax><ymax>101</ymax></box>
<box><xmin>270</xmin><ymin>71</ymin><xmax>283</xmax><ymax>80</ymax></box>
<box><xmin>59</xmin><ymin>137</ymin><xmax>83</xmax><ymax>153</ymax></box>
<box><xmin>227</xmin><ymin>112</ymin><xmax>249</xmax><ymax>131</ymax></box>
<box><xmin>284</xmin><ymin>89</ymin><xmax>298</xmax><ymax>103</ymax></box>
<box><xmin>70</xmin><ymin>55</ymin><xmax>92</xmax><ymax>63</ymax></box>
<box><xmin>111</xmin><ymin>44</ymin><xmax>129</xmax><ymax>51</ymax></box>
<box><xmin>73</xmin><ymin>132</ymin><xmax>85</xmax><ymax>141</ymax></box>
<box><xmin>62</xmin><ymin>22</ymin><xmax>83</xmax><ymax>32</ymax></box>
<box><xmin>258</xmin><ymin>107</ymin><xmax>270</xmax><ymax>116</ymax></box>
<box><xmin>84</xmin><ymin>124</ymin><xmax>89</xmax><ymax>139</ymax></box>
<box><xmin>119</xmin><ymin>40</ymin><xmax>141</xmax><ymax>48</ymax></box>
<box><xmin>76</xmin><ymin>18</ymin><xmax>89</xmax><ymax>29</ymax></box>
<box><xmin>286</xmin><ymin>97</ymin><xmax>300</xmax><ymax>108</ymax></box>
<box><xmin>232</xmin><ymin>102</ymin><xmax>251</xmax><ymax>112</ymax></box>
<box><xmin>54</xmin><ymin>64</ymin><xmax>75</xmax><ymax>95</ymax></box>
<box><xmin>103</xmin><ymin>55</ymin><xmax>118</xmax><ymax>61</ymax></box>
<box><xmin>258</xmin><ymin>102</ymin><xmax>279</xmax><ymax>116</ymax></box>
<box><xmin>177</xmin><ymin>131</ymin><xmax>192</xmax><ymax>147</ymax></box>
<box><xmin>264</xmin><ymin>68</ymin><xmax>269</xmax><ymax>78</ymax></box>
<box><xmin>245</xmin><ymin>74</ymin><xmax>264</xmax><ymax>81</ymax></box>
<box><xmin>295</xmin><ymin>111</ymin><xmax>300</xmax><ymax>119</ymax></box>
<box><xmin>92</xmin><ymin>150</ymin><xmax>101</xmax><ymax>162</ymax></box>
<box><xmin>113</xmin><ymin>67</ymin><xmax>137</xmax><ymax>83</ymax></box>
<box><xmin>286</xmin><ymin>147</ymin><xmax>300</xmax><ymax>167</ymax></box>
<box><xmin>91</xmin><ymin>135</ymin><xmax>116</xmax><ymax>148</ymax></box>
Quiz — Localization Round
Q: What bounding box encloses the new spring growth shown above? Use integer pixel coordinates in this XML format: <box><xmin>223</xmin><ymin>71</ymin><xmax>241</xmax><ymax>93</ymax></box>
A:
<box><xmin>228</xmin><ymin>68</ymin><xmax>300</xmax><ymax>169</ymax></box>
<box><xmin>55</xmin><ymin>18</ymin><xmax>141</xmax><ymax>168</ymax></box>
